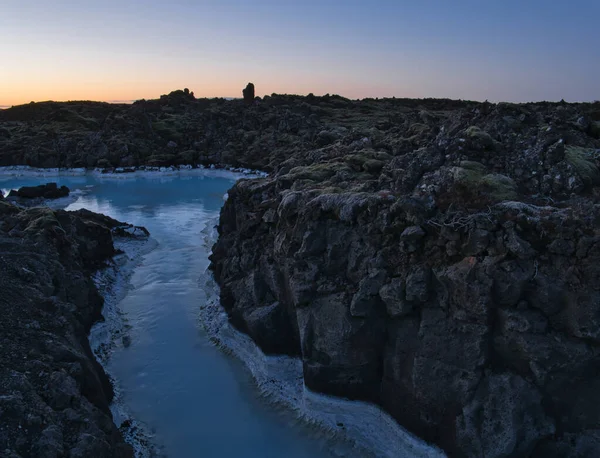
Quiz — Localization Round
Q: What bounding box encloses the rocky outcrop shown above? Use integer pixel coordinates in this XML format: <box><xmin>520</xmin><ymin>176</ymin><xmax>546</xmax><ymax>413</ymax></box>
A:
<box><xmin>210</xmin><ymin>100</ymin><xmax>600</xmax><ymax>457</ymax></box>
<box><xmin>243</xmin><ymin>83</ymin><xmax>255</xmax><ymax>103</ymax></box>
<box><xmin>0</xmin><ymin>201</ymin><xmax>148</xmax><ymax>457</ymax></box>
<box><xmin>7</xmin><ymin>182</ymin><xmax>70</xmax><ymax>199</ymax></box>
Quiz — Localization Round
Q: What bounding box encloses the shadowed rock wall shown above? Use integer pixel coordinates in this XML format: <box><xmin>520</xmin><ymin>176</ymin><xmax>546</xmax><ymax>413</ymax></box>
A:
<box><xmin>0</xmin><ymin>202</ymin><xmax>146</xmax><ymax>457</ymax></box>
<box><xmin>210</xmin><ymin>100</ymin><xmax>600</xmax><ymax>457</ymax></box>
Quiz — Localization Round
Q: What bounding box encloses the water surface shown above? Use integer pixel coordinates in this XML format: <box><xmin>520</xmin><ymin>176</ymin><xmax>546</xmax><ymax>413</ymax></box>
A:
<box><xmin>1</xmin><ymin>172</ymin><xmax>343</xmax><ymax>458</ymax></box>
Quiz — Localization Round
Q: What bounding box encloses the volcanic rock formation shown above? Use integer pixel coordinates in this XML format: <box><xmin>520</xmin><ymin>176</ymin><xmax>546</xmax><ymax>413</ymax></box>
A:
<box><xmin>209</xmin><ymin>99</ymin><xmax>600</xmax><ymax>457</ymax></box>
<box><xmin>243</xmin><ymin>82</ymin><xmax>255</xmax><ymax>103</ymax></box>
<box><xmin>0</xmin><ymin>201</ymin><xmax>148</xmax><ymax>457</ymax></box>
<box><xmin>7</xmin><ymin>182</ymin><xmax>70</xmax><ymax>199</ymax></box>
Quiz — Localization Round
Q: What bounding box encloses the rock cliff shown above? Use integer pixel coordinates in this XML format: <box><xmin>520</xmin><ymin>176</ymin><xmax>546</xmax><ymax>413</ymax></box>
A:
<box><xmin>209</xmin><ymin>99</ymin><xmax>600</xmax><ymax>456</ymax></box>
<box><xmin>0</xmin><ymin>202</ymin><xmax>146</xmax><ymax>457</ymax></box>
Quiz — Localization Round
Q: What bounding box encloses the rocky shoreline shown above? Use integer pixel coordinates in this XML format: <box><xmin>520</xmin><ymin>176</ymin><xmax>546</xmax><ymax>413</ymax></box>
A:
<box><xmin>0</xmin><ymin>196</ymin><xmax>147</xmax><ymax>457</ymax></box>
<box><xmin>2</xmin><ymin>92</ymin><xmax>600</xmax><ymax>457</ymax></box>
<box><xmin>199</xmin><ymin>219</ymin><xmax>444</xmax><ymax>458</ymax></box>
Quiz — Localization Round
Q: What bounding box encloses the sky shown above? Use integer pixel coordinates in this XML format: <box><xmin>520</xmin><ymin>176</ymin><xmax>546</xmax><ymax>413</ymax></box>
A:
<box><xmin>1</xmin><ymin>0</ymin><xmax>599</xmax><ymax>105</ymax></box>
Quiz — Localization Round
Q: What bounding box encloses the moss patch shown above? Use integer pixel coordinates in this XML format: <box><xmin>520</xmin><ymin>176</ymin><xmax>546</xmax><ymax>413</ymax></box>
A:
<box><xmin>452</xmin><ymin>162</ymin><xmax>518</xmax><ymax>205</ymax></box>
<box><xmin>344</xmin><ymin>151</ymin><xmax>391</xmax><ymax>172</ymax></box>
<box><xmin>152</xmin><ymin>118</ymin><xmax>184</xmax><ymax>142</ymax></box>
<box><xmin>23</xmin><ymin>208</ymin><xmax>60</xmax><ymax>233</ymax></box>
<box><xmin>408</xmin><ymin>123</ymin><xmax>430</xmax><ymax>136</ymax></box>
<box><xmin>565</xmin><ymin>146</ymin><xmax>600</xmax><ymax>186</ymax></box>
<box><xmin>479</xmin><ymin>173</ymin><xmax>519</xmax><ymax>201</ymax></box>
<box><xmin>465</xmin><ymin>126</ymin><xmax>494</xmax><ymax>149</ymax></box>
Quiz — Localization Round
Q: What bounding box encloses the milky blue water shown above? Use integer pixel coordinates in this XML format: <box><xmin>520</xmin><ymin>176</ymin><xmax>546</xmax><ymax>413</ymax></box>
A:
<box><xmin>0</xmin><ymin>173</ymin><xmax>342</xmax><ymax>458</ymax></box>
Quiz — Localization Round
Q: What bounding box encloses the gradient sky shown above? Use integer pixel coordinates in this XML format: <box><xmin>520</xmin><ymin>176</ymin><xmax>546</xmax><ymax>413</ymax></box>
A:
<box><xmin>1</xmin><ymin>0</ymin><xmax>599</xmax><ymax>105</ymax></box>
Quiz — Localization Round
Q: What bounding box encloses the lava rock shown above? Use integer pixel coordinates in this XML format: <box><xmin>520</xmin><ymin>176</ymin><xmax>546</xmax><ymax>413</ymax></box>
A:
<box><xmin>8</xmin><ymin>182</ymin><xmax>70</xmax><ymax>199</ymax></box>
<box><xmin>0</xmin><ymin>204</ymin><xmax>140</xmax><ymax>457</ymax></box>
<box><xmin>456</xmin><ymin>373</ymin><xmax>555</xmax><ymax>457</ymax></box>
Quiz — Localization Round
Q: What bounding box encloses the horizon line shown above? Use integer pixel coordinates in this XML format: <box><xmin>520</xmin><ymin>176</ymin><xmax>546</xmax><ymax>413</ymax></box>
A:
<box><xmin>1</xmin><ymin>93</ymin><xmax>599</xmax><ymax>109</ymax></box>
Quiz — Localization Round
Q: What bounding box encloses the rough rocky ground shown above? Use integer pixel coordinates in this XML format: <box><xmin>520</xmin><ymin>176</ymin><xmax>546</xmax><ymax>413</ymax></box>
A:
<box><xmin>3</xmin><ymin>92</ymin><xmax>600</xmax><ymax>457</ymax></box>
<box><xmin>0</xmin><ymin>197</ymin><xmax>146</xmax><ymax>458</ymax></box>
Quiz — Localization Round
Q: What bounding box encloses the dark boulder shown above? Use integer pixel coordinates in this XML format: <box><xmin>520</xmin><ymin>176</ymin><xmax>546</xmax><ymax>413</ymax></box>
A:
<box><xmin>8</xmin><ymin>182</ymin><xmax>70</xmax><ymax>199</ymax></box>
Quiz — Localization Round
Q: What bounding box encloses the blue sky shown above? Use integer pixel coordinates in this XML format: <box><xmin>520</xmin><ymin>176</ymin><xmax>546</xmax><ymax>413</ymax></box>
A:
<box><xmin>1</xmin><ymin>0</ymin><xmax>598</xmax><ymax>104</ymax></box>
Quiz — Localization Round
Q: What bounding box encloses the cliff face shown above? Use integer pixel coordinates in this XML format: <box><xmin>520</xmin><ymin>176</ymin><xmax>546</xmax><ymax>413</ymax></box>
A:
<box><xmin>0</xmin><ymin>201</ymin><xmax>145</xmax><ymax>457</ymax></box>
<box><xmin>210</xmin><ymin>101</ymin><xmax>600</xmax><ymax>456</ymax></box>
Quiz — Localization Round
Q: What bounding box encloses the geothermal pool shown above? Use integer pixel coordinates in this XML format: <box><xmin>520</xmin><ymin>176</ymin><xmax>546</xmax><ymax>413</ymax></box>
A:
<box><xmin>1</xmin><ymin>169</ymin><xmax>443</xmax><ymax>458</ymax></box>
<box><xmin>1</xmin><ymin>171</ymin><xmax>348</xmax><ymax>457</ymax></box>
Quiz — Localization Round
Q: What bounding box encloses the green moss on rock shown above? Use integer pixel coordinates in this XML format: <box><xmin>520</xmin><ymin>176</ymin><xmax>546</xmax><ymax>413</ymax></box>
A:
<box><xmin>23</xmin><ymin>208</ymin><xmax>60</xmax><ymax>233</ymax></box>
<box><xmin>408</xmin><ymin>123</ymin><xmax>430</xmax><ymax>136</ymax></box>
<box><xmin>480</xmin><ymin>173</ymin><xmax>519</xmax><ymax>201</ymax></box>
<box><xmin>344</xmin><ymin>151</ymin><xmax>391</xmax><ymax>173</ymax></box>
<box><xmin>465</xmin><ymin>126</ymin><xmax>494</xmax><ymax>149</ymax></box>
<box><xmin>565</xmin><ymin>146</ymin><xmax>600</xmax><ymax>186</ymax></box>
<box><xmin>459</xmin><ymin>160</ymin><xmax>489</xmax><ymax>174</ymax></box>
<box><xmin>453</xmin><ymin>162</ymin><xmax>518</xmax><ymax>203</ymax></box>
<box><xmin>152</xmin><ymin>119</ymin><xmax>184</xmax><ymax>142</ymax></box>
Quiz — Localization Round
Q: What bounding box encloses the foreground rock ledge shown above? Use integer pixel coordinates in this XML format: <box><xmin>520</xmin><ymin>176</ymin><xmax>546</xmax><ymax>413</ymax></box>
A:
<box><xmin>0</xmin><ymin>201</ymin><xmax>146</xmax><ymax>457</ymax></box>
<box><xmin>209</xmin><ymin>100</ymin><xmax>600</xmax><ymax>457</ymax></box>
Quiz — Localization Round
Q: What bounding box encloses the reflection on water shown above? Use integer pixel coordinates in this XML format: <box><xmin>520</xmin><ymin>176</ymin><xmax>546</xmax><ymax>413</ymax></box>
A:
<box><xmin>1</xmin><ymin>173</ymin><xmax>344</xmax><ymax>458</ymax></box>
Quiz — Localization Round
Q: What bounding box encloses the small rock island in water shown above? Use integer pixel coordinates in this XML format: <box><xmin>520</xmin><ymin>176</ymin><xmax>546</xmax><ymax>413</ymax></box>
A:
<box><xmin>8</xmin><ymin>182</ymin><xmax>70</xmax><ymax>199</ymax></box>
<box><xmin>1</xmin><ymin>85</ymin><xmax>600</xmax><ymax>457</ymax></box>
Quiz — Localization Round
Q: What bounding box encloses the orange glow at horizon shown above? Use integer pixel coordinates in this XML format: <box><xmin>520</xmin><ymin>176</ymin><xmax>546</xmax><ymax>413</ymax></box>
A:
<box><xmin>1</xmin><ymin>82</ymin><xmax>244</xmax><ymax>106</ymax></box>
<box><xmin>1</xmin><ymin>76</ymin><xmax>425</xmax><ymax>107</ymax></box>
